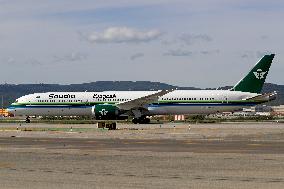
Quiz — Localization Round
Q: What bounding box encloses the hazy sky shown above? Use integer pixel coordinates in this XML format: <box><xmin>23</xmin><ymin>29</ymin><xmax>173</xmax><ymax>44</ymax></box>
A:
<box><xmin>0</xmin><ymin>0</ymin><xmax>283</xmax><ymax>88</ymax></box>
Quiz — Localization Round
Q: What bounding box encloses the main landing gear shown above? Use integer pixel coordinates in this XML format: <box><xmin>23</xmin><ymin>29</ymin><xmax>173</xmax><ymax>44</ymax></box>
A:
<box><xmin>132</xmin><ymin>116</ymin><xmax>150</xmax><ymax>124</ymax></box>
<box><xmin>25</xmin><ymin>116</ymin><xmax>30</xmax><ymax>123</ymax></box>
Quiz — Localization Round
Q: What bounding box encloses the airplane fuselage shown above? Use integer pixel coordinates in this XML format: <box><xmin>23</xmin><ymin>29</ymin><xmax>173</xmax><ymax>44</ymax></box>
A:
<box><xmin>8</xmin><ymin>90</ymin><xmax>264</xmax><ymax>117</ymax></box>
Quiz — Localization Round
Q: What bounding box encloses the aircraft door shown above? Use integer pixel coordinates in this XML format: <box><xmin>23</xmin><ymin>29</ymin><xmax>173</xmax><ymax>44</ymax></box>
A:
<box><xmin>222</xmin><ymin>96</ymin><xmax>229</xmax><ymax>103</ymax></box>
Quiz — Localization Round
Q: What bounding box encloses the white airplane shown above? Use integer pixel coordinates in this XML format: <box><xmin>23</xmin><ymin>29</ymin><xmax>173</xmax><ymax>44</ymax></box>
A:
<box><xmin>8</xmin><ymin>54</ymin><xmax>276</xmax><ymax>124</ymax></box>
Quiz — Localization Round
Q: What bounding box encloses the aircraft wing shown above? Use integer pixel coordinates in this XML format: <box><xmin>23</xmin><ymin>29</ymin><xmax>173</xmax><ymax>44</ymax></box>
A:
<box><xmin>244</xmin><ymin>91</ymin><xmax>277</xmax><ymax>102</ymax></box>
<box><xmin>117</xmin><ymin>89</ymin><xmax>175</xmax><ymax>110</ymax></box>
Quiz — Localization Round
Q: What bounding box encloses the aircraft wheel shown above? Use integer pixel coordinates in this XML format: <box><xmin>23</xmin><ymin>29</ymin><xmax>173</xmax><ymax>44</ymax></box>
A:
<box><xmin>132</xmin><ymin>118</ymin><xmax>138</xmax><ymax>124</ymax></box>
<box><xmin>25</xmin><ymin>116</ymin><xmax>30</xmax><ymax>123</ymax></box>
<box><xmin>137</xmin><ymin>117</ymin><xmax>150</xmax><ymax>124</ymax></box>
<box><xmin>144</xmin><ymin>118</ymin><xmax>150</xmax><ymax>124</ymax></box>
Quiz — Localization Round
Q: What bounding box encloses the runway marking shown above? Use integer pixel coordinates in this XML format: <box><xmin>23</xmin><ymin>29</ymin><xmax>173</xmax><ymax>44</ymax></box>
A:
<box><xmin>135</xmin><ymin>141</ymin><xmax>149</xmax><ymax>144</ymax></box>
<box><xmin>134</xmin><ymin>141</ymin><xmax>160</xmax><ymax>144</ymax></box>
<box><xmin>183</xmin><ymin>140</ymin><xmax>196</xmax><ymax>144</ymax></box>
<box><xmin>0</xmin><ymin>162</ymin><xmax>13</xmax><ymax>168</ymax></box>
<box><xmin>247</xmin><ymin>143</ymin><xmax>263</xmax><ymax>146</ymax></box>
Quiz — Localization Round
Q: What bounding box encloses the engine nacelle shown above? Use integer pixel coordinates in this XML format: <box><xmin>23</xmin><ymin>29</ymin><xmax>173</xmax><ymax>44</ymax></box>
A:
<box><xmin>93</xmin><ymin>104</ymin><xmax>119</xmax><ymax>120</ymax></box>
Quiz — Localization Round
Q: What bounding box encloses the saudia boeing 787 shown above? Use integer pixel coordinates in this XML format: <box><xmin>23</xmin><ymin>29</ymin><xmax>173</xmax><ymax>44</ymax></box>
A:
<box><xmin>8</xmin><ymin>54</ymin><xmax>276</xmax><ymax>124</ymax></box>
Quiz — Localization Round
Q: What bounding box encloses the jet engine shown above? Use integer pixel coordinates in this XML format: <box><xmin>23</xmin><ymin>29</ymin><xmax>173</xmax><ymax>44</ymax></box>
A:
<box><xmin>93</xmin><ymin>104</ymin><xmax>119</xmax><ymax>120</ymax></box>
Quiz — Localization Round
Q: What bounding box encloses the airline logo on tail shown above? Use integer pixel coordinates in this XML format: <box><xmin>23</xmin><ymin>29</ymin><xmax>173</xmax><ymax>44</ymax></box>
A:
<box><xmin>253</xmin><ymin>69</ymin><xmax>267</xmax><ymax>80</ymax></box>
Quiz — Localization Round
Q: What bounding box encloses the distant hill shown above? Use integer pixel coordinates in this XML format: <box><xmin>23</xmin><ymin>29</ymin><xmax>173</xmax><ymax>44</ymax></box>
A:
<box><xmin>0</xmin><ymin>81</ymin><xmax>283</xmax><ymax>107</ymax></box>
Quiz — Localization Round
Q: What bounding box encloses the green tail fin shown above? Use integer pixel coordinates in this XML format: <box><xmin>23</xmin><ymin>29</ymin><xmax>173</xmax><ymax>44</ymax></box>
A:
<box><xmin>231</xmin><ymin>54</ymin><xmax>275</xmax><ymax>93</ymax></box>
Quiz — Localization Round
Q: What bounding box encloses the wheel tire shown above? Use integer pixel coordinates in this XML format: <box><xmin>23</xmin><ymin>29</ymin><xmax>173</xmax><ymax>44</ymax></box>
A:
<box><xmin>145</xmin><ymin>118</ymin><xmax>150</xmax><ymax>124</ymax></box>
<box><xmin>137</xmin><ymin>117</ymin><xmax>150</xmax><ymax>124</ymax></box>
<box><xmin>109</xmin><ymin>123</ymin><xmax>116</xmax><ymax>130</ymax></box>
<box><xmin>132</xmin><ymin>118</ymin><xmax>138</xmax><ymax>124</ymax></box>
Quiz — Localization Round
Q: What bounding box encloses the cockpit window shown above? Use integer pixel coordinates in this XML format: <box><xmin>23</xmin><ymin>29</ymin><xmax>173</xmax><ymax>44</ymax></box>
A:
<box><xmin>36</xmin><ymin>96</ymin><xmax>40</xmax><ymax>98</ymax></box>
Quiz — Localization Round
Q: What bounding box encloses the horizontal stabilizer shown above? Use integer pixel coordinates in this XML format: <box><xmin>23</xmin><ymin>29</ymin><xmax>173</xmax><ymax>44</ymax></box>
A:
<box><xmin>244</xmin><ymin>91</ymin><xmax>277</xmax><ymax>102</ymax></box>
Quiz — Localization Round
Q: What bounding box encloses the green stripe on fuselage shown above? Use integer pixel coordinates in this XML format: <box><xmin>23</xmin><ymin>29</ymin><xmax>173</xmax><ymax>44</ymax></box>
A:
<box><xmin>11</xmin><ymin>99</ymin><xmax>265</xmax><ymax>107</ymax></box>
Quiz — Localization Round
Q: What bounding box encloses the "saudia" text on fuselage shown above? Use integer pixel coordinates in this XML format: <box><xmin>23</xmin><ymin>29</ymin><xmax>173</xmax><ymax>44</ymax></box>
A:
<box><xmin>49</xmin><ymin>94</ymin><xmax>76</xmax><ymax>99</ymax></box>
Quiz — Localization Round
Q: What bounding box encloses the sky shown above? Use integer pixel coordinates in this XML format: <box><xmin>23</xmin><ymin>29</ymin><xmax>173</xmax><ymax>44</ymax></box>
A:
<box><xmin>0</xmin><ymin>0</ymin><xmax>283</xmax><ymax>88</ymax></box>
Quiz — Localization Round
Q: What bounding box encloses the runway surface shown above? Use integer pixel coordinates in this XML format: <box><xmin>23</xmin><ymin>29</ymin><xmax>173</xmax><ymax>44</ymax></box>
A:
<box><xmin>0</xmin><ymin>123</ymin><xmax>284</xmax><ymax>189</ymax></box>
<box><xmin>0</xmin><ymin>137</ymin><xmax>284</xmax><ymax>154</ymax></box>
